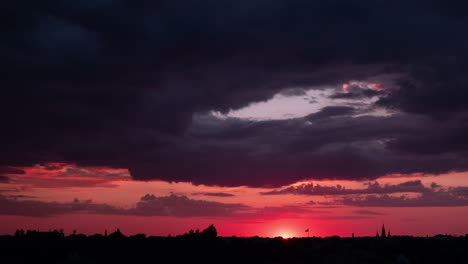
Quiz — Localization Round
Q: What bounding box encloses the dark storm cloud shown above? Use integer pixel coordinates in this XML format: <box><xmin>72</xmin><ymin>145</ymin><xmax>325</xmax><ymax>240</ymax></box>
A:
<box><xmin>279</xmin><ymin>88</ymin><xmax>307</xmax><ymax>97</ymax></box>
<box><xmin>385</xmin><ymin>112</ymin><xmax>468</xmax><ymax>155</ymax></box>
<box><xmin>330</xmin><ymin>88</ymin><xmax>384</xmax><ymax>100</ymax></box>
<box><xmin>260</xmin><ymin>180</ymin><xmax>429</xmax><ymax>196</ymax></box>
<box><xmin>378</xmin><ymin>59</ymin><xmax>468</xmax><ymax>116</ymax></box>
<box><xmin>159</xmin><ymin>113</ymin><xmax>468</xmax><ymax>187</ymax></box>
<box><xmin>0</xmin><ymin>166</ymin><xmax>25</xmax><ymax>183</ymax></box>
<box><xmin>2</xmin><ymin>1</ymin><xmax>468</xmax><ymax>187</ymax></box>
<box><xmin>305</xmin><ymin>106</ymin><xmax>356</xmax><ymax>121</ymax></box>
<box><xmin>0</xmin><ymin>194</ymin><xmax>248</xmax><ymax>217</ymax></box>
<box><xmin>0</xmin><ymin>166</ymin><xmax>25</xmax><ymax>176</ymax></box>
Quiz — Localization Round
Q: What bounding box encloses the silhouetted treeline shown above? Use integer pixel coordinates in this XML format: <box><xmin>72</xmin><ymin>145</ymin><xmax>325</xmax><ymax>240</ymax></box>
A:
<box><xmin>2</xmin><ymin>228</ymin><xmax>468</xmax><ymax>264</ymax></box>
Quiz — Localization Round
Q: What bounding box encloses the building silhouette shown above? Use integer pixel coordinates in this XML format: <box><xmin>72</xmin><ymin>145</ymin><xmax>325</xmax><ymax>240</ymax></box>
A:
<box><xmin>375</xmin><ymin>224</ymin><xmax>392</xmax><ymax>238</ymax></box>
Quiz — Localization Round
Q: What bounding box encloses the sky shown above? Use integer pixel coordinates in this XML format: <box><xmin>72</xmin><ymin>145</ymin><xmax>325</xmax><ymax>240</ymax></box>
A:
<box><xmin>2</xmin><ymin>0</ymin><xmax>468</xmax><ymax>238</ymax></box>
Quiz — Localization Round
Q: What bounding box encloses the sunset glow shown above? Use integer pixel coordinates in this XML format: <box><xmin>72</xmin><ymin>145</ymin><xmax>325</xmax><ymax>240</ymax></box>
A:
<box><xmin>2</xmin><ymin>1</ymin><xmax>468</xmax><ymax>242</ymax></box>
<box><xmin>1</xmin><ymin>160</ymin><xmax>468</xmax><ymax>236</ymax></box>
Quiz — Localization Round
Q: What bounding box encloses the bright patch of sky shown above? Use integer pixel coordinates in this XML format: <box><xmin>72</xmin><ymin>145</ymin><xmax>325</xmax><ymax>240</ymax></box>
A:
<box><xmin>212</xmin><ymin>84</ymin><xmax>392</xmax><ymax>121</ymax></box>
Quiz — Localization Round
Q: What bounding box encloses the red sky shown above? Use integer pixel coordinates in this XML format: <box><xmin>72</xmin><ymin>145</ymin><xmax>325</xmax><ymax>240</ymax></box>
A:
<box><xmin>1</xmin><ymin>162</ymin><xmax>468</xmax><ymax>237</ymax></box>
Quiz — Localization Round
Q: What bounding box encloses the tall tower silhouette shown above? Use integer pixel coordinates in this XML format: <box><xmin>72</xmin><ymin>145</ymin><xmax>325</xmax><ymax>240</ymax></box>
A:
<box><xmin>381</xmin><ymin>224</ymin><xmax>386</xmax><ymax>238</ymax></box>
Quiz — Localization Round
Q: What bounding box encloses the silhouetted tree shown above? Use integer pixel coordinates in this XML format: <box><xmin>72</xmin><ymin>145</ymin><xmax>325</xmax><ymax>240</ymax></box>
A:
<box><xmin>109</xmin><ymin>229</ymin><xmax>125</xmax><ymax>239</ymax></box>
<box><xmin>202</xmin><ymin>224</ymin><xmax>217</xmax><ymax>238</ymax></box>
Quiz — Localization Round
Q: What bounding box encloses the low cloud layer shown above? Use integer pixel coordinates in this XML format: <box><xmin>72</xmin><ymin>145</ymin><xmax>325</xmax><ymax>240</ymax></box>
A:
<box><xmin>323</xmin><ymin>186</ymin><xmax>468</xmax><ymax>207</ymax></box>
<box><xmin>129</xmin><ymin>194</ymin><xmax>246</xmax><ymax>217</ymax></box>
<box><xmin>192</xmin><ymin>192</ymin><xmax>235</xmax><ymax>197</ymax></box>
<box><xmin>0</xmin><ymin>194</ymin><xmax>248</xmax><ymax>217</ymax></box>
<box><xmin>340</xmin><ymin>191</ymin><xmax>468</xmax><ymax>207</ymax></box>
<box><xmin>0</xmin><ymin>196</ymin><xmax>119</xmax><ymax>217</ymax></box>
<box><xmin>261</xmin><ymin>180</ymin><xmax>430</xmax><ymax>196</ymax></box>
<box><xmin>3</xmin><ymin>186</ymin><xmax>468</xmax><ymax>219</ymax></box>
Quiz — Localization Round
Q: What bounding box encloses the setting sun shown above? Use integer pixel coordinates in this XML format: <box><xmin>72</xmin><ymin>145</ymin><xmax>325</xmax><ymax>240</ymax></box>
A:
<box><xmin>275</xmin><ymin>230</ymin><xmax>295</xmax><ymax>239</ymax></box>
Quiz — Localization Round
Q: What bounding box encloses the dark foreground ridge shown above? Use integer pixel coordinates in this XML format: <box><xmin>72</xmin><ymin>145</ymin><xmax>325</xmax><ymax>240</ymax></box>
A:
<box><xmin>2</xmin><ymin>227</ymin><xmax>468</xmax><ymax>264</ymax></box>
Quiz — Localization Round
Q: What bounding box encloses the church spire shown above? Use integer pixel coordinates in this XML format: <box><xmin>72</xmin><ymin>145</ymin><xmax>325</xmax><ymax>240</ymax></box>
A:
<box><xmin>381</xmin><ymin>224</ymin><xmax>386</xmax><ymax>238</ymax></box>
